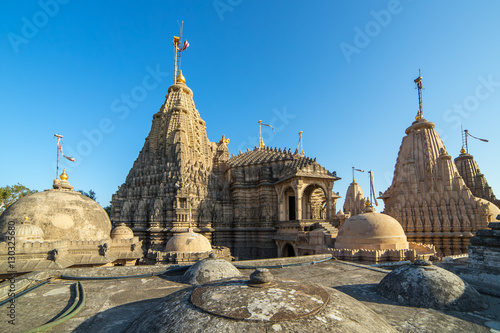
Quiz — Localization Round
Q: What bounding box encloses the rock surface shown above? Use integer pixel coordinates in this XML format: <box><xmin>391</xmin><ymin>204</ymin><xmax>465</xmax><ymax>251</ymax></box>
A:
<box><xmin>183</xmin><ymin>257</ymin><xmax>241</xmax><ymax>285</ymax></box>
<box><xmin>126</xmin><ymin>276</ymin><xmax>396</xmax><ymax>333</ymax></box>
<box><xmin>377</xmin><ymin>261</ymin><xmax>487</xmax><ymax>311</ymax></box>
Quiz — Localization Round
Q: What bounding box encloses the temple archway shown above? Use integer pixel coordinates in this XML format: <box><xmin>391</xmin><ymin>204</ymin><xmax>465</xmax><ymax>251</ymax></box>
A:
<box><xmin>282</xmin><ymin>243</ymin><xmax>296</xmax><ymax>257</ymax></box>
<box><xmin>302</xmin><ymin>184</ymin><xmax>328</xmax><ymax>220</ymax></box>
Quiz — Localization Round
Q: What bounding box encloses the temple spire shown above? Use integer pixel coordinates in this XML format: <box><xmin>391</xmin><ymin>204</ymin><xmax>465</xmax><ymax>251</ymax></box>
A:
<box><xmin>414</xmin><ymin>70</ymin><xmax>424</xmax><ymax>120</ymax></box>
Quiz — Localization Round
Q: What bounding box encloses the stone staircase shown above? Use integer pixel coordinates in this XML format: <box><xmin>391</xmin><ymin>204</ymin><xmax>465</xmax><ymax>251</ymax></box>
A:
<box><xmin>316</xmin><ymin>221</ymin><xmax>338</xmax><ymax>238</ymax></box>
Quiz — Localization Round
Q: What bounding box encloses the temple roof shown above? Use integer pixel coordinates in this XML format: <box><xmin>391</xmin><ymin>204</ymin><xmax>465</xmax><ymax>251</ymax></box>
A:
<box><xmin>228</xmin><ymin>146</ymin><xmax>338</xmax><ymax>179</ymax></box>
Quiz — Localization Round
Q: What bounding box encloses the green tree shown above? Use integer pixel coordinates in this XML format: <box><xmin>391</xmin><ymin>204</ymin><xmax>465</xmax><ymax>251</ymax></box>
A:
<box><xmin>103</xmin><ymin>205</ymin><xmax>113</xmax><ymax>225</ymax></box>
<box><xmin>0</xmin><ymin>183</ymin><xmax>38</xmax><ymax>214</ymax></box>
<box><xmin>78</xmin><ymin>189</ymin><xmax>97</xmax><ymax>201</ymax></box>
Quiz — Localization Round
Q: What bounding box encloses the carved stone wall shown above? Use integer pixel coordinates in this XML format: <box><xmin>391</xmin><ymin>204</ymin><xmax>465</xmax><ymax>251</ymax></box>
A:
<box><xmin>111</xmin><ymin>79</ymin><xmax>221</xmax><ymax>252</ymax></box>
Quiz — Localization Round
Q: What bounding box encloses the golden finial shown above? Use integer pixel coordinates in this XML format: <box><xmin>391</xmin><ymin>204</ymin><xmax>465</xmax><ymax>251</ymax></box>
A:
<box><xmin>415</xmin><ymin>110</ymin><xmax>423</xmax><ymax>120</ymax></box>
<box><xmin>60</xmin><ymin>169</ymin><xmax>68</xmax><ymax>181</ymax></box>
<box><xmin>176</xmin><ymin>70</ymin><xmax>186</xmax><ymax>84</ymax></box>
<box><xmin>25</xmin><ymin>216</ymin><xmax>29</xmax><ymax>221</ymax></box>
<box><xmin>460</xmin><ymin>146</ymin><xmax>466</xmax><ymax>154</ymax></box>
<box><xmin>258</xmin><ymin>120</ymin><xmax>265</xmax><ymax>148</ymax></box>
<box><xmin>259</xmin><ymin>137</ymin><xmax>265</xmax><ymax>148</ymax></box>
<box><xmin>365</xmin><ymin>198</ymin><xmax>371</xmax><ymax>206</ymax></box>
<box><xmin>220</xmin><ymin>134</ymin><xmax>230</xmax><ymax>145</ymax></box>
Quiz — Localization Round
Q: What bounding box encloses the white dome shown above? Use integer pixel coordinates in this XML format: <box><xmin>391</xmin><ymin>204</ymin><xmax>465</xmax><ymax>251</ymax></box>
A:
<box><xmin>16</xmin><ymin>220</ymin><xmax>44</xmax><ymax>242</ymax></box>
<box><xmin>0</xmin><ymin>189</ymin><xmax>111</xmax><ymax>242</ymax></box>
<box><xmin>165</xmin><ymin>231</ymin><xmax>212</xmax><ymax>253</ymax></box>
<box><xmin>335</xmin><ymin>211</ymin><xmax>408</xmax><ymax>250</ymax></box>
<box><xmin>111</xmin><ymin>223</ymin><xmax>134</xmax><ymax>239</ymax></box>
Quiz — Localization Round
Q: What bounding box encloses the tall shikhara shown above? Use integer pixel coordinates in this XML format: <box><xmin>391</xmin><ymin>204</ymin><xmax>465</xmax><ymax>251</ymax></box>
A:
<box><xmin>380</xmin><ymin>75</ymin><xmax>499</xmax><ymax>256</ymax></box>
<box><xmin>343</xmin><ymin>181</ymin><xmax>365</xmax><ymax>217</ymax></box>
<box><xmin>111</xmin><ymin>72</ymin><xmax>229</xmax><ymax>251</ymax></box>
<box><xmin>380</xmin><ymin>72</ymin><xmax>500</xmax><ymax>256</ymax></box>
<box><xmin>455</xmin><ymin>150</ymin><xmax>500</xmax><ymax>209</ymax></box>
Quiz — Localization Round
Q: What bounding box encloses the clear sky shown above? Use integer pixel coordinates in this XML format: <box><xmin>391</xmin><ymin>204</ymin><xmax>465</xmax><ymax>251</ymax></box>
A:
<box><xmin>1</xmin><ymin>1</ymin><xmax>499</xmax><ymax>211</ymax></box>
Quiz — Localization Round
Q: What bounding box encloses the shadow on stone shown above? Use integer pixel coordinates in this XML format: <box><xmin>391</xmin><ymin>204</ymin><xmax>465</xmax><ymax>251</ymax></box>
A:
<box><xmin>333</xmin><ymin>283</ymin><xmax>397</xmax><ymax>306</ymax></box>
<box><xmin>73</xmin><ymin>297</ymin><xmax>167</xmax><ymax>333</ymax></box>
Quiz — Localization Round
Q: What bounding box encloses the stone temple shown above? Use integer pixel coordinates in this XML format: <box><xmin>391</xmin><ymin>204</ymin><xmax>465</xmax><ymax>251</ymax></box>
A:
<box><xmin>380</xmin><ymin>74</ymin><xmax>500</xmax><ymax>257</ymax></box>
<box><xmin>111</xmin><ymin>70</ymin><xmax>341</xmax><ymax>261</ymax></box>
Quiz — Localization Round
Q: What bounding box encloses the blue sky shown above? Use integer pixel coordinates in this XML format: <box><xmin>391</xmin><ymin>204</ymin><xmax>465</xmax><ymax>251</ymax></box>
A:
<box><xmin>1</xmin><ymin>1</ymin><xmax>499</xmax><ymax>211</ymax></box>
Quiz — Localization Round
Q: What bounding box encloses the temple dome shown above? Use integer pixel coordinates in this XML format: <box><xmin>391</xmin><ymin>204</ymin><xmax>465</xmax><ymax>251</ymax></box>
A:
<box><xmin>111</xmin><ymin>223</ymin><xmax>134</xmax><ymax>239</ymax></box>
<box><xmin>0</xmin><ymin>189</ymin><xmax>111</xmax><ymax>242</ymax></box>
<box><xmin>165</xmin><ymin>230</ymin><xmax>212</xmax><ymax>253</ymax></box>
<box><xmin>183</xmin><ymin>253</ymin><xmax>241</xmax><ymax>285</ymax></box>
<box><xmin>377</xmin><ymin>260</ymin><xmax>487</xmax><ymax>311</ymax></box>
<box><xmin>335</xmin><ymin>207</ymin><xmax>409</xmax><ymax>250</ymax></box>
<box><xmin>477</xmin><ymin>198</ymin><xmax>500</xmax><ymax>222</ymax></box>
<box><xmin>16</xmin><ymin>219</ymin><xmax>44</xmax><ymax>242</ymax></box>
<box><xmin>127</xmin><ymin>269</ymin><xmax>396</xmax><ymax>332</ymax></box>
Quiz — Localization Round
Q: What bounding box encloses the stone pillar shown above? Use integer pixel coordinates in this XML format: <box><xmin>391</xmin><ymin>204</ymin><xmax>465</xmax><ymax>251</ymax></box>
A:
<box><xmin>277</xmin><ymin>188</ymin><xmax>284</xmax><ymax>221</ymax></box>
<box><xmin>295</xmin><ymin>183</ymin><xmax>303</xmax><ymax>221</ymax></box>
<box><xmin>325</xmin><ymin>189</ymin><xmax>333</xmax><ymax>220</ymax></box>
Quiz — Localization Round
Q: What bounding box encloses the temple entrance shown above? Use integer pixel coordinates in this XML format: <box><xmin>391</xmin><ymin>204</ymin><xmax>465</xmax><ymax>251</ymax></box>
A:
<box><xmin>288</xmin><ymin>196</ymin><xmax>296</xmax><ymax>220</ymax></box>
<box><xmin>283</xmin><ymin>243</ymin><xmax>295</xmax><ymax>257</ymax></box>
<box><xmin>302</xmin><ymin>185</ymin><xmax>327</xmax><ymax>220</ymax></box>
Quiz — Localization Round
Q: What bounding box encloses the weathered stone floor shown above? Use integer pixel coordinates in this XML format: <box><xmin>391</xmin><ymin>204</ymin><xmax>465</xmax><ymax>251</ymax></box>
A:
<box><xmin>0</xmin><ymin>260</ymin><xmax>498</xmax><ymax>332</ymax></box>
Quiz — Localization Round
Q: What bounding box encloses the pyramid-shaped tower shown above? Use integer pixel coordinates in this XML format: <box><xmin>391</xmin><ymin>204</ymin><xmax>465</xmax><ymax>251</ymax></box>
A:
<box><xmin>343</xmin><ymin>181</ymin><xmax>365</xmax><ymax>216</ymax></box>
<box><xmin>380</xmin><ymin>74</ymin><xmax>496</xmax><ymax>256</ymax></box>
<box><xmin>455</xmin><ymin>149</ymin><xmax>500</xmax><ymax>208</ymax></box>
<box><xmin>111</xmin><ymin>71</ymin><xmax>228</xmax><ymax>251</ymax></box>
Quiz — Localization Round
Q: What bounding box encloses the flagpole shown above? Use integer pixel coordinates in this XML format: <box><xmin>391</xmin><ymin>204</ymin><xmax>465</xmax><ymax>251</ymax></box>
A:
<box><xmin>369</xmin><ymin>171</ymin><xmax>372</xmax><ymax>206</ymax></box>
<box><xmin>258</xmin><ymin>120</ymin><xmax>264</xmax><ymax>148</ymax></box>
<box><xmin>298</xmin><ymin>131</ymin><xmax>304</xmax><ymax>156</ymax></box>
<box><xmin>178</xmin><ymin>20</ymin><xmax>183</xmax><ymax>74</ymax></box>
<box><xmin>54</xmin><ymin>134</ymin><xmax>63</xmax><ymax>179</ymax></box>
<box><xmin>56</xmin><ymin>140</ymin><xmax>59</xmax><ymax>179</ymax></box>
<box><xmin>173</xmin><ymin>35</ymin><xmax>179</xmax><ymax>83</ymax></box>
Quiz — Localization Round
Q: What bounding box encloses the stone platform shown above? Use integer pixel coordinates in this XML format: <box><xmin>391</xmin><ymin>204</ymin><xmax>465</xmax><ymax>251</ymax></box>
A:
<box><xmin>0</xmin><ymin>258</ymin><xmax>499</xmax><ymax>332</ymax></box>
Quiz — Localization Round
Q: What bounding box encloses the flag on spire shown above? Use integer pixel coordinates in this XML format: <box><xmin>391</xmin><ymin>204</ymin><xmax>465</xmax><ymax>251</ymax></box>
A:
<box><xmin>177</xmin><ymin>40</ymin><xmax>189</xmax><ymax>52</ymax></box>
<box><xmin>261</xmin><ymin>123</ymin><xmax>276</xmax><ymax>134</ymax></box>
<box><xmin>57</xmin><ymin>137</ymin><xmax>76</xmax><ymax>162</ymax></box>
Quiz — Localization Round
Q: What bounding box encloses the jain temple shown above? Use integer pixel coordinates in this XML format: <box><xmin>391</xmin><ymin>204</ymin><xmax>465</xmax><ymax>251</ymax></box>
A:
<box><xmin>1</xmin><ymin>36</ymin><xmax>500</xmax><ymax>332</ymax></box>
